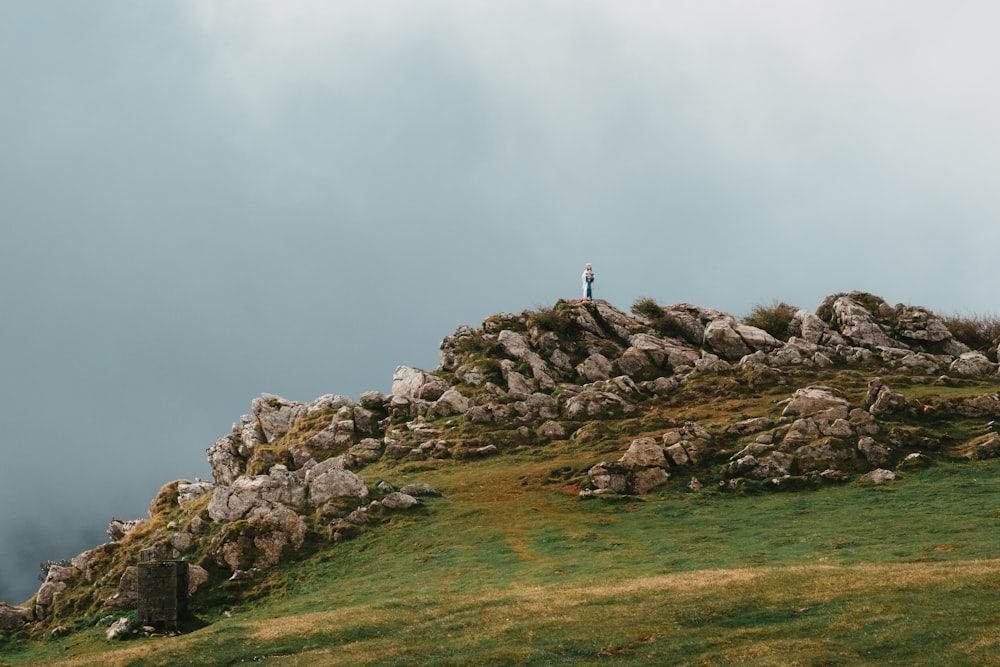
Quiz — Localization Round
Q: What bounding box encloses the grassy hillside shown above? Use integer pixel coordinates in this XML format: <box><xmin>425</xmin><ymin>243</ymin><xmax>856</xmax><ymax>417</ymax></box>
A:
<box><xmin>5</xmin><ymin>296</ymin><xmax>1000</xmax><ymax>666</ymax></box>
<box><xmin>3</xmin><ymin>455</ymin><xmax>999</xmax><ymax>666</ymax></box>
<box><xmin>4</xmin><ymin>361</ymin><xmax>1000</xmax><ymax>666</ymax></box>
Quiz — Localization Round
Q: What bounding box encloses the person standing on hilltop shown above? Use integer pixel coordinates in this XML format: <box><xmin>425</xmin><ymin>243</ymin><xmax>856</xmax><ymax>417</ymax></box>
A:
<box><xmin>582</xmin><ymin>263</ymin><xmax>595</xmax><ymax>302</ymax></box>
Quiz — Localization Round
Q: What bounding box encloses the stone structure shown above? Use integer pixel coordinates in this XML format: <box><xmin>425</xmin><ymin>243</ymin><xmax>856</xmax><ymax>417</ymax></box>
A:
<box><xmin>137</xmin><ymin>546</ymin><xmax>189</xmax><ymax>631</ymax></box>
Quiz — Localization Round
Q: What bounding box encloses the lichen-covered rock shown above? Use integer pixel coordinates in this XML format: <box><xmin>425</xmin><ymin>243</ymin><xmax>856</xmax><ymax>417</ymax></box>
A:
<box><xmin>398</xmin><ymin>483</ymin><xmax>438</xmax><ymax>496</ymax></box>
<box><xmin>381</xmin><ymin>492</ymin><xmax>419</xmax><ymax>510</ymax></box>
<box><xmin>434</xmin><ymin>389</ymin><xmax>472</xmax><ymax>417</ymax></box>
<box><xmin>782</xmin><ymin>386</ymin><xmax>850</xmax><ymax>420</ymax></box>
<box><xmin>106</xmin><ymin>566</ymin><xmax>138</xmax><ymax>610</ymax></box>
<box><xmin>208</xmin><ymin>466</ymin><xmax>307</xmax><ymax>522</ymax></box>
<box><xmin>962</xmin><ymin>433</ymin><xmax>1000</xmax><ymax>460</ymax></box>
<box><xmin>660</xmin><ymin>422</ymin><xmax>711</xmax><ymax>466</ymax></box>
<box><xmin>704</xmin><ymin>318</ymin><xmax>754</xmax><ymax>360</ymax></box>
<box><xmin>304</xmin><ymin>460</ymin><xmax>370</xmax><ymax>506</ymax></box>
<box><xmin>588</xmin><ymin>433</ymin><xmax>671</xmax><ymax>494</ymax></box>
<box><xmin>177</xmin><ymin>480</ymin><xmax>214</xmax><ymax>504</ymax></box>
<box><xmin>781</xmin><ymin>419</ymin><xmax>822</xmax><ymax>448</ymax></box>
<box><xmin>620</xmin><ymin>437</ymin><xmax>667</xmax><ymax>468</ymax></box>
<box><xmin>252</xmin><ymin>394</ymin><xmax>308</xmax><ymax>443</ymax></box>
<box><xmin>498</xmin><ymin>330</ymin><xmax>556</xmax><ymax>390</ymax></box>
<box><xmin>106</xmin><ymin>616</ymin><xmax>134</xmax><ymax>641</ymax></box>
<box><xmin>539</xmin><ymin>420</ymin><xmax>568</xmax><ymax>440</ymax></box>
<box><xmin>187</xmin><ymin>564</ymin><xmax>210</xmax><ymax>596</ymax></box>
<box><xmin>212</xmin><ymin>503</ymin><xmax>308</xmax><ymax>573</ymax></box>
<box><xmin>860</xmin><ymin>468</ymin><xmax>896</xmax><ymax>485</ymax></box>
<box><xmin>576</xmin><ymin>353</ymin><xmax>614</xmax><ymax>383</ymax></box>
<box><xmin>587</xmin><ymin>462</ymin><xmax>626</xmax><ymax>493</ymax></box>
<box><xmin>866</xmin><ymin>379</ymin><xmax>910</xmax><ymax>416</ymax></box>
<box><xmin>392</xmin><ymin>366</ymin><xmax>449</xmax><ymax>402</ymax></box>
<box><xmin>107</xmin><ymin>518</ymin><xmax>145</xmax><ymax>542</ymax></box>
<box><xmin>726</xmin><ymin>444</ymin><xmax>793</xmax><ymax>479</ymax></box>
<box><xmin>789</xmin><ymin>309</ymin><xmax>845</xmax><ymax>346</ymax></box>
<box><xmin>727</xmin><ymin>417</ymin><xmax>774</xmax><ymax>435</ymax></box>
<box><xmin>828</xmin><ymin>295</ymin><xmax>900</xmax><ymax>349</ymax></box>
<box><xmin>794</xmin><ymin>438</ymin><xmax>859</xmax><ymax>473</ymax></box>
<box><xmin>945</xmin><ymin>394</ymin><xmax>1000</xmax><ymax>418</ymax></box>
<box><xmin>631</xmin><ymin>467</ymin><xmax>669</xmax><ymax>494</ymax></box>
<box><xmin>564</xmin><ymin>389</ymin><xmax>634</xmax><ymax>420</ymax></box>
<box><xmin>207</xmin><ymin>432</ymin><xmax>246</xmax><ymax>485</ymax></box>
<box><xmin>857</xmin><ymin>436</ymin><xmax>892</xmax><ymax>467</ymax></box>
<box><xmin>0</xmin><ymin>604</ymin><xmax>32</xmax><ymax>631</ymax></box>
<box><xmin>949</xmin><ymin>352</ymin><xmax>997</xmax><ymax>377</ymax></box>
<box><xmin>307</xmin><ymin>418</ymin><xmax>355</xmax><ymax>452</ymax></box>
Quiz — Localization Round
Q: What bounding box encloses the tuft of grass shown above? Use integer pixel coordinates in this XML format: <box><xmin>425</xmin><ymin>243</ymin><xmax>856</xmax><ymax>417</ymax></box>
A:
<box><xmin>941</xmin><ymin>312</ymin><xmax>1000</xmax><ymax>359</ymax></box>
<box><xmin>742</xmin><ymin>300</ymin><xmax>798</xmax><ymax>341</ymax></box>
<box><xmin>631</xmin><ymin>297</ymin><xmax>688</xmax><ymax>340</ymax></box>
<box><xmin>527</xmin><ymin>303</ymin><xmax>579</xmax><ymax>337</ymax></box>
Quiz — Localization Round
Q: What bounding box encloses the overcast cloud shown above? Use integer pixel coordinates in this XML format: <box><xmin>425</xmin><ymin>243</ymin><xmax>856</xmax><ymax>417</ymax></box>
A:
<box><xmin>2</xmin><ymin>1</ymin><xmax>999</xmax><ymax>603</ymax></box>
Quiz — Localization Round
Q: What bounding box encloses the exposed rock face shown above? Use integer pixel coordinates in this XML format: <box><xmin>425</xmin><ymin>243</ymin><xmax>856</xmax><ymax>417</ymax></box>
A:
<box><xmin>620</xmin><ymin>437</ymin><xmax>668</xmax><ymax>468</ymax></box>
<box><xmin>393</xmin><ymin>366</ymin><xmax>449</xmax><ymax>402</ymax></box>
<box><xmin>212</xmin><ymin>503</ymin><xmax>308</xmax><ymax>572</ymax></box>
<box><xmin>304</xmin><ymin>461</ymin><xmax>369</xmax><ymax>506</ymax></box>
<box><xmin>861</xmin><ymin>469</ymin><xmax>896</xmax><ymax>485</ymax></box>
<box><xmin>253</xmin><ymin>394</ymin><xmax>308</xmax><ymax>443</ymax></box>
<box><xmin>106</xmin><ymin>616</ymin><xmax>134</xmax><ymax>641</ymax></box>
<box><xmin>107</xmin><ymin>518</ymin><xmax>145</xmax><ymax>542</ymax></box>
<box><xmin>662</xmin><ymin>422</ymin><xmax>711</xmax><ymax>467</ymax></box>
<box><xmin>434</xmin><ymin>389</ymin><xmax>471</xmax><ymax>417</ymax></box>
<box><xmin>782</xmin><ymin>386</ymin><xmax>850</xmax><ymax>421</ymax></box>
<box><xmin>858</xmin><ymin>436</ymin><xmax>892</xmax><ymax>467</ymax></box>
<box><xmin>945</xmin><ymin>394</ymin><xmax>1000</xmax><ymax>418</ymax></box>
<box><xmin>950</xmin><ymin>352</ymin><xmax>997</xmax><ymax>377</ymax></box>
<box><xmin>35</xmin><ymin>565</ymin><xmax>73</xmax><ymax>608</ymax></box>
<box><xmin>794</xmin><ymin>438</ymin><xmax>859</xmax><ymax>473</ymax></box>
<box><xmin>828</xmin><ymin>295</ymin><xmax>901</xmax><ymax>349</ymax></box>
<box><xmin>106</xmin><ymin>566</ymin><xmax>138</xmax><ymax>610</ymax></box>
<box><xmin>178</xmin><ymin>480</ymin><xmax>214</xmax><ymax>504</ymax></box>
<box><xmin>587</xmin><ymin>436</ymin><xmax>672</xmax><ymax>495</ymax></box>
<box><xmin>0</xmin><ymin>604</ymin><xmax>32</xmax><ymax>632</ymax></box>
<box><xmin>208</xmin><ymin>466</ymin><xmax>307</xmax><ymax>522</ymax></box>
<box><xmin>381</xmin><ymin>492</ymin><xmax>419</xmax><ymax>510</ymax></box>
<box><xmin>726</xmin><ymin>445</ymin><xmax>794</xmax><ymax>480</ymax></box>
<box><xmin>703</xmin><ymin>318</ymin><xmax>780</xmax><ymax>360</ymax></box>
<box><xmin>188</xmin><ymin>565</ymin><xmax>210</xmax><ymax>596</ymax></box>
<box><xmin>866</xmin><ymin>378</ymin><xmax>910</xmax><ymax>416</ymax></box>
<box><xmin>565</xmin><ymin>387</ymin><xmax>635</xmax><ymax>420</ymax></box>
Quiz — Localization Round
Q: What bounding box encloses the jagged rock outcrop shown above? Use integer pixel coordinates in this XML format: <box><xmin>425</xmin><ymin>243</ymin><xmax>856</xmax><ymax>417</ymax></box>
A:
<box><xmin>208</xmin><ymin>466</ymin><xmax>307</xmax><ymax>522</ymax></box>
<box><xmin>304</xmin><ymin>459</ymin><xmax>369</xmax><ymax>506</ymax></box>
<box><xmin>782</xmin><ymin>386</ymin><xmax>850</xmax><ymax>420</ymax></box>
<box><xmin>587</xmin><ymin>438</ymin><xmax>666</xmax><ymax>495</ymax></box>
<box><xmin>212</xmin><ymin>503</ymin><xmax>308</xmax><ymax>573</ymax></box>
<box><xmin>950</xmin><ymin>352</ymin><xmax>997</xmax><ymax>377</ymax></box>
<box><xmin>107</xmin><ymin>518</ymin><xmax>145</xmax><ymax>543</ymax></box>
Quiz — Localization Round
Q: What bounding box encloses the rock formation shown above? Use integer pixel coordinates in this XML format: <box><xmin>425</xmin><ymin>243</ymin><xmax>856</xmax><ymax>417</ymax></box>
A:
<box><xmin>5</xmin><ymin>290</ymin><xmax>1000</xmax><ymax>640</ymax></box>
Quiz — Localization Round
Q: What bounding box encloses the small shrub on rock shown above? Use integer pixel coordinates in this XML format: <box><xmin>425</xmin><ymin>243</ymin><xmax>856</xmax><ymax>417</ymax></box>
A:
<box><xmin>631</xmin><ymin>297</ymin><xmax>687</xmax><ymax>340</ymax></box>
<box><xmin>941</xmin><ymin>312</ymin><xmax>1000</xmax><ymax>358</ymax></box>
<box><xmin>742</xmin><ymin>301</ymin><xmax>798</xmax><ymax>341</ymax></box>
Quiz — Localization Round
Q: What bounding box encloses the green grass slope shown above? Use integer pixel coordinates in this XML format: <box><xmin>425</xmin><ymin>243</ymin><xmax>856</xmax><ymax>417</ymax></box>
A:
<box><xmin>4</xmin><ymin>393</ymin><xmax>1000</xmax><ymax>664</ymax></box>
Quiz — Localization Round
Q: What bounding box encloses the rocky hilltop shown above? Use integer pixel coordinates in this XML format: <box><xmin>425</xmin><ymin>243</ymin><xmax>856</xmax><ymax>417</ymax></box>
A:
<box><xmin>4</xmin><ymin>291</ymin><xmax>1000</xmax><ymax>640</ymax></box>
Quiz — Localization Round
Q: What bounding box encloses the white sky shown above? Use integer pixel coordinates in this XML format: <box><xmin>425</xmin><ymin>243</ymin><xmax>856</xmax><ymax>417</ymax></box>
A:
<box><xmin>1</xmin><ymin>0</ymin><xmax>998</xmax><ymax>601</ymax></box>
